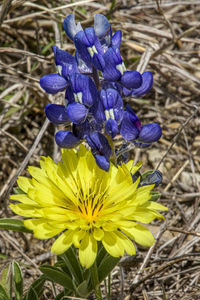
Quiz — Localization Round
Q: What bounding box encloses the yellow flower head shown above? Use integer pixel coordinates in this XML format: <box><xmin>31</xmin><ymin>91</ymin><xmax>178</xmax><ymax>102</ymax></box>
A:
<box><xmin>10</xmin><ymin>145</ymin><xmax>167</xmax><ymax>268</ymax></box>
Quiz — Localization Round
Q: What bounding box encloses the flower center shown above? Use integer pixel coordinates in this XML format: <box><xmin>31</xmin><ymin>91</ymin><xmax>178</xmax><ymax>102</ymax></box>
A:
<box><xmin>77</xmin><ymin>193</ymin><xmax>104</xmax><ymax>224</ymax></box>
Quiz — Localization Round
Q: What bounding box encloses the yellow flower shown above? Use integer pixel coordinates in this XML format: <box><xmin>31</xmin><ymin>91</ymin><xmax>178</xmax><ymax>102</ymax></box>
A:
<box><xmin>10</xmin><ymin>145</ymin><xmax>167</xmax><ymax>268</ymax></box>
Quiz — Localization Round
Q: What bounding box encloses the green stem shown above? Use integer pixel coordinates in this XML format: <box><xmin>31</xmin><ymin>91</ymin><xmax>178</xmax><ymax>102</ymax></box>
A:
<box><xmin>91</xmin><ymin>261</ymin><xmax>103</xmax><ymax>300</ymax></box>
<box><xmin>107</xmin><ymin>273</ymin><xmax>111</xmax><ymax>300</ymax></box>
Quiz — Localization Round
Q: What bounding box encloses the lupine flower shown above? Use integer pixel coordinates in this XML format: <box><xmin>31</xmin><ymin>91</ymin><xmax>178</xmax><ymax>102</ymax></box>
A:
<box><xmin>65</xmin><ymin>73</ymin><xmax>98</xmax><ymax>124</ymax></box>
<box><xmin>45</xmin><ymin>104</ymin><xmax>70</xmax><ymax>125</ymax></box>
<box><xmin>93</xmin><ymin>14</ymin><xmax>122</xmax><ymax>51</ymax></box>
<box><xmin>52</xmin><ymin>45</ymin><xmax>79</xmax><ymax>78</ymax></box>
<box><xmin>74</xmin><ymin>27</ymin><xmax>105</xmax><ymax>71</ymax></box>
<box><xmin>40</xmin><ymin>46</ymin><xmax>79</xmax><ymax>94</ymax></box>
<box><xmin>40</xmin><ymin>73</ymin><xmax>68</xmax><ymax>94</ymax></box>
<box><xmin>123</xmin><ymin>71</ymin><xmax>153</xmax><ymax>97</ymax></box>
<box><xmin>93</xmin><ymin>88</ymin><xmax>123</xmax><ymax>138</ymax></box>
<box><xmin>102</xmin><ymin>47</ymin><xmax>142</xmax><ymax>89</ymax></box>
<box><xmin>86</xmin><ymin>132</ymin><xmax>112</xmax><ymax>171</ymax></box>
<box><xmin>10</xmin><ymin>146</ymin><xmax>167</xmax><ymax>269</ymax></box>
<box><xmin>55</xmin><ymin>121</ymin><xmax>90</xmax><ymax>149</ymax></box>
<box><xmin>120</xmin><ymin>104</ymin><xmax>162</xmax><ymax>144</ymax></box>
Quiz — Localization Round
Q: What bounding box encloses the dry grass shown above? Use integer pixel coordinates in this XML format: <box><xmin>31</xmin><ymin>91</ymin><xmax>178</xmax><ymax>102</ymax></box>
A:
<box><xmin>0</xmin><ymin>0</ymin><xmax>200</xmax><ymax>299</ymax></box>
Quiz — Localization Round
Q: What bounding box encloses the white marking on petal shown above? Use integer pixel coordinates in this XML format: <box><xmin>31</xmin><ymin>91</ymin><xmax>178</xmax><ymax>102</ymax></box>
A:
<box><xmin>105</xmin><ymin>110</ymin><xmax>110</xmax><ymax>121</ymax></box>
<box><xmin>57</xmin><ymin>65</ymin><xmax>62</xmax><ymax>76</ymax></box>
<box><xmin>77</xmin><ymin>92</ymin><xmax>83</xmax><ymax>104</ymax></box>
<box><xmin>88</xmin><ymin>47</ymin><xmax>94</xmax><ymax>57</ymax></box>
<box><xmin>116</xmin><ymin>64</ymin><xmax>124</xmax><ymax>75</ymax></box>
<box><xmin>92</xmin><ymin>45</ymin><xmax>98</xmax><ymax>54</ymax></box>
<box><xmin>109</xmin><ymin>109</ymin><xmax>115</xmax><ymax>120</ymax></box>
<box><xmin>74</xmin><ymin>93</ymin><xmax>78</xmax><ymax>102</ymax></box>
<box><xmin>122</xmin><ymin>62</ymin><xmax>126</xmax><ymax>72</ymax></box>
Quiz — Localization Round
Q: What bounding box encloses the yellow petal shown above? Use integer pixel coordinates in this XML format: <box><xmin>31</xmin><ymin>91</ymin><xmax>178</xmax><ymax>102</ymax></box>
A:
<box><xmin>17</xmin><ymin>176</ymin><xmax>33</xmax><ymax>193</ymax></box>
<box><xmin>93</xmin><ymin>228</ymin><xmax>104</xmax><ymax>241</ymax></box>
<box><xmin>146</xmin><ymin>201</ymin><xmax>168</xmax><ymax>211</ymax></box>
<box><xmin>102</xmin><ymin>231</ymin><xmax>124</xmax><ymax>257</ymax></box>
<box><xmin>51</xmin><ymin>230</ymin><xmax>74</xmax><ymax>254</ymax></box>
<box><xmin>79</xmin><ymin>232</ymin><xmax>97</xmax><ymax>268</ymax></box>
<box><xmin>24</xmin><ymin>219</ymin><xmax>63</xmax><ymax>239</ymax></box>
<box><xmin>9</xmin><ymin>203</ymin><xmax>41</xmax><ymax>217</ymax></box>
<box><xmin>115</xmin><ymin>231</ymin><xmax>136</xmax><ymax>256</ymax></box>
<box><xmin>10</xmin><ymin>194</ymin><xmax>38</xmax><ymax>206</ymax></box>
<box><xmin>123</xmin><ymin>224</ymin><xmax>155</xmax><ymax>247</ymax></box>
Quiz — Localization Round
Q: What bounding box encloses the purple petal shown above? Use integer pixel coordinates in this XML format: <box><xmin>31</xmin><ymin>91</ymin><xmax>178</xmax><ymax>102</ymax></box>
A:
<box><xmin>138</xmin><ymin>123</ymin><xmax>162</xmax><ymax>143</ymax></box>
<box><xmin>105</xmin><ymin>119</ymin><xmax>119</xmax><ymax>138</ymax></box>
<box><xmin>45</xmin><ymin>104</ymin><xmax>69</xmax><ymax>125</ymax></box>
<box><xmin>126</xmin><ymin>104</ymin><xmax>141</xmax><ymax>130</ymax></box>
<box><xmin>55</xmin><ymin>130</ymin><xmax>80</xmax><ymax>148</ymax></box>
<box><xmin>94</xmin><ymin>14</ymin><xmax>111</xmax><ymax>39</ymax></box>
<box><xmin>91</xmin><ymin>100</ymin><xmax>105</xmax><ymax>124</ymax></box>
<box><xmin>120</xmin><ymin>111</ymin><xmax>139</xmax><ymax>141</ymax></box>
<box><xmin>112</xmin><ymin>30</ymin><xmax>122</xmax><ymax>48</ymax></box>
<box><xmin>40</xmin><ymin>74</ymin><xmax>67</xmax><ymax>94</ymax></box>
<box><xmin>122</xmin><ymin>86</ymin><xmax>132</xmax><ymax>97</ymax></box>
<box><xmin>132</xmin><ymin>71</ymin><xmax>153</xmax><ymax>97</ymax></box>
<box><xmin>66</xmin><ymin>102</ymin><xmax>88</xmax><ymax>124</ymax></box>
<box><xmin>69</xmin><ymin>73</ymin><xmax>98</xmax><ymax>107</ymax></box>
<box><xmin>121</xmin><ymin>70</ymin><xmax>142</xmax><ymax>89</ymax></box>
<box><xmin>52</xmin><ymin>45</ymin><xmax>78</xmax><ymax>77</ymax></box>
<box><xmin>92</xmin><ymin>53</ymin><xmax>105</xmax><ymax>71</ymax></box>
<box><xmin>74</xmin><ymin>30</ymin><xmax>91</xmax><ymax>65</ymax></box>
<box><xmin>94</xmin><ymin>14</ymin><xmax>112</xmax><ymax>50</ymax></box>
<box><xmin>63</xmin><ymin>14</ymin><xmax>82</xmax><ymax>41</ymax></box>
<box><xmin>95</xmin><ymin>155</ymin><xmax>110</xmax><ymax>171</ymax></box>
<box><xmin>76</xmin><ymin>51</ymin><xmax>92</xmax><ymax>74</ymax></box>
<box><xmin>86</xmin><ymin>132</ymin><xmax>112</xmax><ymax>159</ymax></box>
<box><xmin>102</xmin><ymin>47</ymin><xmax>123</xmax><ymax>81</ymax></box>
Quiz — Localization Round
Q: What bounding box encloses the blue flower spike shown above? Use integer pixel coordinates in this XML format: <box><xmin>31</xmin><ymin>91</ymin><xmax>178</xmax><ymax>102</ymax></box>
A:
<box><xmin>40</xmin><ymin>13</ymin><xmax>161</xmax><ymax>171</ymax></box>
<box><xmin>86</xmin><ymin>132</ymin><xmax>112</xmax><ymax>171</ymax></box>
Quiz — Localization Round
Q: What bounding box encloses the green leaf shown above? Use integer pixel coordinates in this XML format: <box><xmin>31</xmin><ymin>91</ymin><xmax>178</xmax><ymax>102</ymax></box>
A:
<box><xmin>12</xmin><ymin>261</ymin><xmax>23</xmax><ymax>300</ymax></box>
<box><xmin>40</xmin><ymin>265</ymin><xmax>74</xmax><ymax>290</ymax></box>
<box><xmin>54</xmin><ymin>291</ymin><xmax>65</xmax><ymax>300</ymax></box>
<box><xmin>23</xmin><ymin>275</ymin><xmax>45</xmax><ymax>300</ymax></box>
<box><xmin>75</xmin><ymin>280</ymin><xmax>89</xmax><ymax>298</ymax></box>
<box><xmin>61</xmin><ymin>246</ymin><xmax>84</xmax><ymax>285</ymax></box>
<box><xmin>0</xmin><ymin>219</ymin><xmax>32</xmax><ymax>233</ymax></box>
<box><xmin>0</xmin><ymin>284</ymin><xmax>10</xmax><ymax>300</ymax></box>
<box><xmin>54</xmin><ymin>289</ymin><xmax>74</xmax><ymax>300</ymax></box>
<box><xmin>98</xmin><ymin>254</ymin><xmax>120</xmax><ymax>283</ymax></box>
<box><xmin>24</xmin><ymin>287</ymin><xmax>38</xmax><ymax>300</ymax></box>
<box><xmin>0</xmin><ymin>265</ymin><xmax>10</xmax><ymax>292</ymax></box>
<box><xmin>0</xmin><ymin>254</ymin><xmax>8</xmax><ymax>260</ymax></box>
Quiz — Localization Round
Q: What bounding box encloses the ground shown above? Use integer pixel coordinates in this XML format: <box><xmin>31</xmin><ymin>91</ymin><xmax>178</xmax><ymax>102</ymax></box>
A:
<box><xmin>0</xmin><ymin>0</ymin><xmax>200</xmax><ymax>299</ymax></box>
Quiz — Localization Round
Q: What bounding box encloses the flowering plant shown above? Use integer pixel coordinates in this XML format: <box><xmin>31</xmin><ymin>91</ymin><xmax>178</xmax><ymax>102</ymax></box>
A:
<box><xmin>2</xmin><ymin>14</ymin><xmax>167</xmax><ymax>299</ymax></box>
